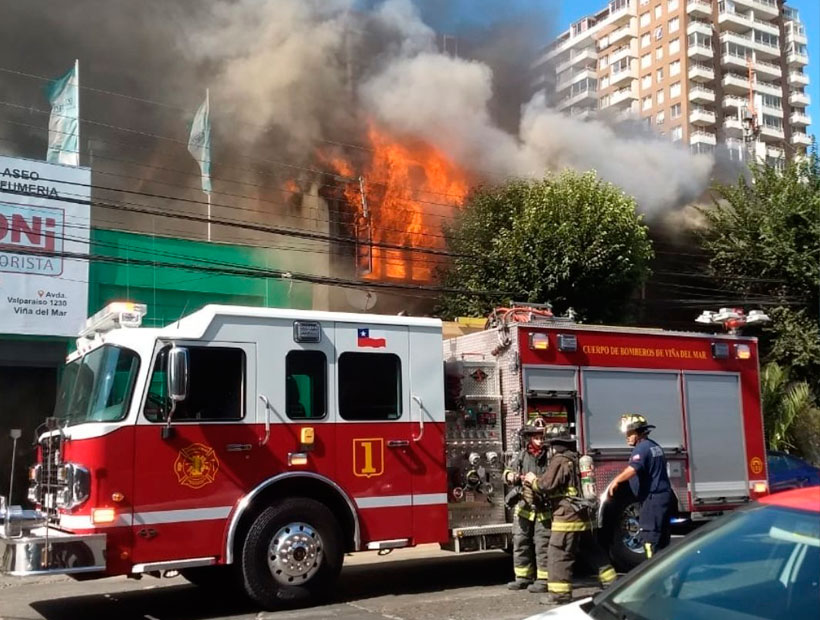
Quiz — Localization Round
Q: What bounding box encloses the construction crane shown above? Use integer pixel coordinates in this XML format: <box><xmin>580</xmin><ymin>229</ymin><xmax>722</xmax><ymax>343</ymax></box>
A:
<box><xmin>741</xmin><ymin>57</ymin><xmax>760</xmax><ymax>163</ymax></box>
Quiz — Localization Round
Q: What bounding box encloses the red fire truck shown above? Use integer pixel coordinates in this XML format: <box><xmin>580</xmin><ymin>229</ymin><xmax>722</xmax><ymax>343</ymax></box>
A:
<box><xmin>0</xmin><ymin>303</ymin><xmax>768</xmax><ymax>608</ymax></box>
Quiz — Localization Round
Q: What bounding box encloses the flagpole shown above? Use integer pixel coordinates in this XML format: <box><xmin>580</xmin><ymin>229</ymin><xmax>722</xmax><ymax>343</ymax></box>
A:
<box><xmin>206</xmin><ymin>88</ymin><xmax>211</xmax><ymax>242</ymax></box>
<box><xmin>74</xmin><ymin>59</ymin><xmax>80</xmax><ymax>166</ymax></box>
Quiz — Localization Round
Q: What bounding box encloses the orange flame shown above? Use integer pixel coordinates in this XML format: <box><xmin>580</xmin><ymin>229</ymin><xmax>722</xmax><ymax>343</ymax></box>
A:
<box><xmin>328</xmin><ymin>125</ymin><xmax>470</xmax><ymax>282</ymax></box>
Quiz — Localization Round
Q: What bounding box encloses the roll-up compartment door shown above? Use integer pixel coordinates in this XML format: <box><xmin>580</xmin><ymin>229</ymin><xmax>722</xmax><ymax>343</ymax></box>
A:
<box><xmin>524</xmin><ymin>367</ymin><xmax>577</xmax><ymax>394</ymax></box>
<box><xmin>582</xmin><ymin>369</ymin><xmax>684</xmax><ymax>450</ymax></box>
<box><xmin>684</xmin><ymin>373</ymin><xmax>748</xmax><ymax>502</ymax></box>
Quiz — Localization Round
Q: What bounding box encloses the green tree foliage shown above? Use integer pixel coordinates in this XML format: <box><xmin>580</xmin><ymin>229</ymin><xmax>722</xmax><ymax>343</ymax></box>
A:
<box><xmin>436</xmin><ymin>172</ymin><xmax>654</xmax><ymax>322</ymax></box>
<box><xmin>700</xmin><ymin>154</ymin><xmax>820</xmax><ymax>388</ymax></box>
<box><xmin>761</xmin><ymin>362</ymin><xmax>820</xmax><ymax>465</ymax></box>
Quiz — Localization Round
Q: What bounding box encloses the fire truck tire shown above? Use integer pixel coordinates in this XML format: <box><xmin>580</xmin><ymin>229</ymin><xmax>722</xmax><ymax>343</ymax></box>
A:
<box><xmin>240</xmin><ymin>497</ymin><xmax>343</xmax><ymax>609</ymax></box>
<box><xmin>607</xmin><ymin>499</ymin><xmax>646</xmax><ymax>572</ymax></box>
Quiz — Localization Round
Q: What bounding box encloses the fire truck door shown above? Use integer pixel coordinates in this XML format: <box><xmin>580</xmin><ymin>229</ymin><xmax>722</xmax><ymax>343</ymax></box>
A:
<box><xmin>684</xmin><ymin>373</ymin><xmax>749</xmax><ymax>502</ymax></box>
<box><xmin>131</xmin><ymin>341</ymin><xmax>257</xmax><ymax>565</ymax></box>
<box><xmin>333</xmin><ymin>323</ymin><xmax>414</xmax><ymax>543</ymax></box>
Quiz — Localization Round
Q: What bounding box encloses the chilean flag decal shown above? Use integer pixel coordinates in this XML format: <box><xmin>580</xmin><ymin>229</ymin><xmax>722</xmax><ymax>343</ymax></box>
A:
<box><xmin>357</xmin><ymin>328</ymin><xmax>386</xmax><ymax>348</ymax></box>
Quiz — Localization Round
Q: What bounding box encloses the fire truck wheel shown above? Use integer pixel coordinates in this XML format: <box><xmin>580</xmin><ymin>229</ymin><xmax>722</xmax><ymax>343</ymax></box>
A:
<box><xmin>608</xmin><ymin>499</ymin><xmax>646</xmax><ymax>572</ymax></box>
<box><xmin>241</xmin><ymin>497</ymin><xmax>343</xmax><ymax>609</ymax></box>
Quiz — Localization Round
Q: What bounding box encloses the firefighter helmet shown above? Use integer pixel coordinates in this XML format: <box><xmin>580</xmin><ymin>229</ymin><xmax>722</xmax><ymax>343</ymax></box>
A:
<box><xmin>521</xmin><ymin>416</ymin><xmax>547</xmax><ymax>435</ymax></box>
<box><xmin>544</xmin><ymin>423</ymin><xmax>574</xmax><ymax>444</ymax></box>
<box><xmin>618</xmin><ymin>413</ymin><xmax>655</xmax><ymax>435</ymax></box>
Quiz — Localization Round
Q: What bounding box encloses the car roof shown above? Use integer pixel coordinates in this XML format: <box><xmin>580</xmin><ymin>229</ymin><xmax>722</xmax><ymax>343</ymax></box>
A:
<box><xmin>759</xmin><ymin>486</ymin><xmax>820</xmax><ymax>513</ymax></box>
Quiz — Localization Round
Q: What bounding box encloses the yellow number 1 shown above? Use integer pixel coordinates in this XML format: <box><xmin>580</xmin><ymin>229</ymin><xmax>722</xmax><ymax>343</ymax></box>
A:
<box><xmin>360</xmin><ymin>441</ymin><xmax>377</xmax><ymax>475</ymax></box>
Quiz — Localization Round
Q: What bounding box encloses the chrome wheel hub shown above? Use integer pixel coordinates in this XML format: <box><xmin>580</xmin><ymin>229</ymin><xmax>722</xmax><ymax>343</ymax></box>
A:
<box><xmin>267</xmin><ymin>522</ymin><xmax>323</xmax><ymax>585</ymax></box>
<box><xmin>621</xmin><ymin>503</ymin><xmax>643</xmax><ymax>553</ymax></box>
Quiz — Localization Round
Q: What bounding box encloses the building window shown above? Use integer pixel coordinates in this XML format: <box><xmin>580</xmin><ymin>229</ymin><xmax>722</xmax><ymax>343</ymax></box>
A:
<box><xmin>286</xmin><ymin>350</ymin><xmax>327</xmax><ymax>419</ymax></box>
<box><xmin>339</xmin><ymin>352</ymin><xmax>402</xmax><ymax>420</ymax></box>
<box><xmin>599</xmin><ymin>55</ymin><xmax>609</xmax><ymax>69</ymax></box>
<box><xmin>688</xmin><ymin>33</ymin><xmax>711</xmax><ymax>49</ymax></box>
<box><xmin>657</xmin><ymin>89</ymin><xmax>665</xmax><ymax>105</ymax></box>
<box><xmin>641</xmin><ymin>0</ymin><xmax>649</xmax><ymax>5</ymax></box>
<box><xmin>641</xmin><ymin>53</ymin><xmax>652</xmax><ymax>68</ymax></box>
<box><xmin>612</xmin><ymin>57</ymin><xmax>631</xmax><ymax>75</ymax></box>
<box><xmin>669</xmin><ymin>17</ymin><xmax>679</xmax><ymax>33</ymax></box>
<box><xmin>761</xmin><ymin>94</ymin><xmax>781</xmax><ymax>109</ymax></box>
<box><xmin>670</xmin><ymin>81</ymin><xmax>681</xmax><ymax>98</ymax></box>
<box><xmin>642</xmin><ymin>74</ymin><xmax>652</xmax><ymax>89</ymax></box>
<box><xmin>656</xmin><ymin>47</ymin><xmax>663</xmax><ymax>60</ymax></box>
<box><xmin>671</xmin><ymin>126</ymin><xmax>683</xmax><ymax>141</ymax></box>
<box><xmin>656</xmin><ymin>111</ymin><xmax>665</xmax><ymax>124</ymax></box>
<box><xmin>643</xmin><ymin>95</ymin><xmax>653</xmax><ymax>110</ymax></box>
<box><xmin>642</xmin><ymin>32</ymin><xmax>651</xmax><ymax>48</ymax></box>
<box><xmin>640</xmin><ymin>12</ymin><xmax>651</xmax><ymax>27</ymax></box>
<box><xmin>656</xmin><ymin>67</ymin><xmax>664</xmax><ymax>83</ymax></box>
<box><xmin>144</xmin><ymin>346</ymin><xmax>245</xmax><ymax>422</ymax></box>
<box><xmin>654</xmin><ymin>5</ymin><xmax>663</xmax><ymax>19</ymax></box>
<box><xmin>668</xmin><ymin>0</ymin><xmax>679</xmax><ymax>10</ymax></box>
<box><xmin>655</xmin><ymin>26</ymin><xmax>663</xmax><ymax>40</ymax></box>
<box><xmin>671</xmin><ymin>103</ymin><xmax>681</xmax><ymax>118</ymax></box>
<box><xmin>669</xmin><ymin>38</ymin><xmax>680</xmax><ymax>54</ymax></box>
<box><xmin>755</xmin><ymin>31</ymin><xmax>779</xmax><ymax>48</ymax></box>
<box><xmin>670</xmin><ymin>60</ymin><xmax>681</xmax><ymax>76</ymax></box>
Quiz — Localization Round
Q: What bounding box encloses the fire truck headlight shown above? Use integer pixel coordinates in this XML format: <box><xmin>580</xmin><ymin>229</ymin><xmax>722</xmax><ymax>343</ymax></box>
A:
<box><xmin>29</xmin><ymin>464</ymin><xmax>41</xmax><ymax>483</ymax></box>
<box><xmin>55</xmin><ymin>464</ymin><xmax>91</xmax><ymax>509</ymax></box>
<box><xmin>27</xmin><ymin>464</ymin><xmax>42</xmax><ymax>505</ymax></box>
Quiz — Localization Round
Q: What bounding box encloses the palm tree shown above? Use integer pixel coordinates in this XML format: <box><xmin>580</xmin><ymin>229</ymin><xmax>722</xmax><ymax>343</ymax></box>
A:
<box><xmin>761</xmin><ymin>362</ymin><xmax>820</xmax><ymax>464</ymax></box>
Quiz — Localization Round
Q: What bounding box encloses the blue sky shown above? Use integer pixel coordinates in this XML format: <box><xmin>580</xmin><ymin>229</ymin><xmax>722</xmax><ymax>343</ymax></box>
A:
<box><xmin>560</xmin><ymin>0</ymin><xmax>819</xmax><ymax>139</ymax></box>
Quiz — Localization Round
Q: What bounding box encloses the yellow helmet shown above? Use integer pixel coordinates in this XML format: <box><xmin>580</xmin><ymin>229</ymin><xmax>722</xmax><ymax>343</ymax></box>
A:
<box><xmin>618</xmin><ymin>413</ymin><xmax>655</xmax><ymax>435</ymax></box>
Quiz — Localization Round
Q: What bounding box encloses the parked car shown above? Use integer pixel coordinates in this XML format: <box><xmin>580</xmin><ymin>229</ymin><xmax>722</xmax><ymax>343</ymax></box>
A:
<box><xmin>523</xmin><ymin>486</ymin><xmax>820</xmax><ymax>620</ymax></box>
<box><xmin>767</xmin><ymin>451</ymin><xmax>820</xmax><ymax>493</ymax></box>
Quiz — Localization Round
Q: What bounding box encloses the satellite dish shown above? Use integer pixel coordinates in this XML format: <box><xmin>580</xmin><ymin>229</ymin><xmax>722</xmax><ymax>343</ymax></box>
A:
<box><xmin>344</xmin><ymin>289</ymin><xmax>377</xmax><ymax>312</ymax></box>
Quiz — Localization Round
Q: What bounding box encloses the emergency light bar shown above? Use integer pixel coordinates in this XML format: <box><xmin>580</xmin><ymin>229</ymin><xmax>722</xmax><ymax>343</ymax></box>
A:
<box><xmin>80</xmin><ymin>302</ymin><xmax>147</xmax><ymax>337</ymax></box>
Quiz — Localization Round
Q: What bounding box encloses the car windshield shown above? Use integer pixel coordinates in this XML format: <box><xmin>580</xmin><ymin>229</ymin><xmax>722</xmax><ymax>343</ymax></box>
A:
<box><xmin>602</xmin><ymin>504</ymin><xmax>819</xmax><ymax>620</ymax></box>
<box><xmin>54</xmin><ymin>345</ymin><xmax>140</xmax><ymax>425</ymax></box>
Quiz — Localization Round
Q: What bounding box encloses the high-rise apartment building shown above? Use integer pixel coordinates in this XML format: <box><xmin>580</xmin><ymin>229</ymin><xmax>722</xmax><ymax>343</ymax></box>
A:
<box><xmin>532</xmin><ymin>0</ymin><xmax>811</xmax><ymax>164</ymax></box>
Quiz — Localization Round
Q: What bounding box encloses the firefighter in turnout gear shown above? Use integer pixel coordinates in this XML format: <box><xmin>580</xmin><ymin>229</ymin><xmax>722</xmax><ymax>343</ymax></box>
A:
<box><xmin>504</xmin><ymin>418</ymin><xmax>551</xmax><ymax>593</ymax></box>
<box><xmin>525</xmin><ymin>424</ymin><xmax>617</xmax><ymax>605</ymax></box>
<box><xmin>609</xmin><ymin>414</ymin><xmax>674</xmax><ymax>559</ymax></box>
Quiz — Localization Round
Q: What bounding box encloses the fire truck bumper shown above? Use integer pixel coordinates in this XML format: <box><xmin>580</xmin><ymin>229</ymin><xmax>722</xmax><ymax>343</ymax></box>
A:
<box><xmin>0</xmin><ymin>500</ymin><xmax>106</xmax><ymax>576</ymax></box>
<box><xmin>0</xmin><ymin>526</ymin><xmax>106</xmax><ymax>576</ymax></box>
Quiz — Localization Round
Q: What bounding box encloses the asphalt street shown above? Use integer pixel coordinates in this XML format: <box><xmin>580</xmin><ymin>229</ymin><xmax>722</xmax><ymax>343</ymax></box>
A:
<box><xmin>0</xmin><ymin>545</ymin><xmax>604</xmax><ymax>620</ymax></box>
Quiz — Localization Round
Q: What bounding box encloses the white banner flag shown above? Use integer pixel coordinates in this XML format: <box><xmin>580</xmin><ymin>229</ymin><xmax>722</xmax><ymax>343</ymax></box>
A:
<box><xmin>45</xmin><ymin>60</ymin><xmax>80</xmax><ymax>167</ymax></box>
<box><xmin>188</xmin><ymin>90</ymin><xmax>212</xmax><ymax>194</ymax></box>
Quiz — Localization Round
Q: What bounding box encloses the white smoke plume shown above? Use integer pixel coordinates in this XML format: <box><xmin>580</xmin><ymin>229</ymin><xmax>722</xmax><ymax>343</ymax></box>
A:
<box><xmin>189</xmin><ymin>0</ymin><xmax>715</xmax><ymax>213</ymax></box>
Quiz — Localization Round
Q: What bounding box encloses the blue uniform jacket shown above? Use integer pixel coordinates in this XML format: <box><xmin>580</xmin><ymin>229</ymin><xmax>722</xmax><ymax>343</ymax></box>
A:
<box><xmin>628</xmin><ymin>437</ymin><xmax>671</xmax><ymax>502</ymax></box>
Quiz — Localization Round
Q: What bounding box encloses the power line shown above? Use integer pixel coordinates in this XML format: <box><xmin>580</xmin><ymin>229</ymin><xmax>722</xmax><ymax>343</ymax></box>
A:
<box><xmin>0</xmin><ymin>98</ymin><xmax>476</xmax><ymax>206</ymax></box>
<box><xmin>4</xmin><ymin>243</ymin><xmax>512</xmax><ymax>298</ymax></box>
<box><xmin>1</xmin><ymin>178</ymin><xmax>474</xmax><ymax>260</ymax></box>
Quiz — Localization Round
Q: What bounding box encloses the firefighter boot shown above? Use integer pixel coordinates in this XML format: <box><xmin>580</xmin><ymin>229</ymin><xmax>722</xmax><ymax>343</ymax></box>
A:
<box><xmin>527</xmin><ymin>580</ymin><xmax>548</xmax><ymax>593</ymax></box>
<box><xmin>507</xmin><ymin>578</ymin><xmax>533</xmax><ymax>590</ymax></box>
<box><xmin>540</xmin><ymin>592</ymin><xmax>572</xmax><ymax>606</ymax></box>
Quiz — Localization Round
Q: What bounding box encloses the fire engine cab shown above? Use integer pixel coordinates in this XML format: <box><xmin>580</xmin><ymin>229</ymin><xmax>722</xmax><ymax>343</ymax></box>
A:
<box><xmin>0</xmin><ymin>303</ymin><xmax>768</xmax><ymax>608</ymax></box>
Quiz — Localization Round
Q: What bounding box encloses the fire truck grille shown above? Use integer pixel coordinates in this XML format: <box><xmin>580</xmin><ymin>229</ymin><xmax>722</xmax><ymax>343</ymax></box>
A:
<box><xmin>38</xmin><ymin>434</ymin><xmax>66</xmax><ymax>522</ymax></box>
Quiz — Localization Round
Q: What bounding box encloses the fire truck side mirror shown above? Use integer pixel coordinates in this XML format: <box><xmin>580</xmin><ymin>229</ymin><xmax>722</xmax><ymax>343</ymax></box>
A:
<box><xmin>167</xmin><ymin>347</ymin><xmax>190</xmax><ymax>403</ymax></box>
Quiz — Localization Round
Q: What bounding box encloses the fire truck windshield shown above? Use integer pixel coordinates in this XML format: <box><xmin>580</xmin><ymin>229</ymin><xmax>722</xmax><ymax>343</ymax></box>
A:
<box><xmin>54</xmin><ymin>345</ymin><xmax>140</xmax><ymax>425</ymax></box>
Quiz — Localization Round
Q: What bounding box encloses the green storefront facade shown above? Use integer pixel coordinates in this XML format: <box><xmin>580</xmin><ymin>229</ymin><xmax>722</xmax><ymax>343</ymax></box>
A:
<box><xmin>88</xmin><ymin>229</ymin><xmax>313</xmax><ymax>325</ymax></box>
<box><xmin>0</xmin><ymin>228</ymin><xmax>312</xmax><ymax>502</ymax></box>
